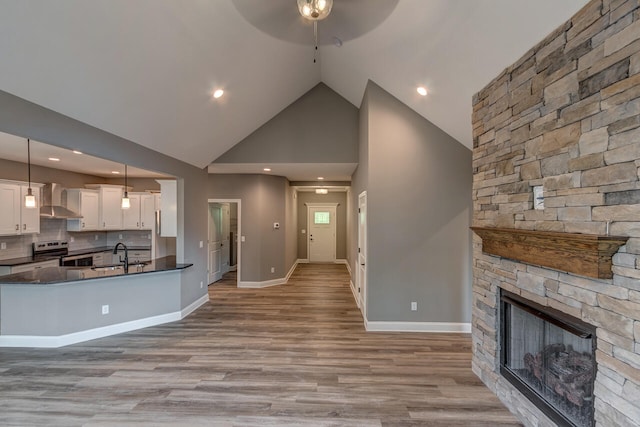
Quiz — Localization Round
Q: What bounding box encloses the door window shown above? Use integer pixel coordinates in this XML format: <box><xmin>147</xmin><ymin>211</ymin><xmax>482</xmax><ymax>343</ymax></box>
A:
<box><xmin>314</xmin><ymin>211</ymin><xmax>330</xmax><ymax>224</ymax></box>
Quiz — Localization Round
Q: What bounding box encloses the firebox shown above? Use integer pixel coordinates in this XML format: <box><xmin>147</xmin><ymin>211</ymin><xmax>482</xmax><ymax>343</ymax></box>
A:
<box><xmin>500</xmin><ymin>290</ymin><xmax>597</xmax><ymax>427</ymax></box>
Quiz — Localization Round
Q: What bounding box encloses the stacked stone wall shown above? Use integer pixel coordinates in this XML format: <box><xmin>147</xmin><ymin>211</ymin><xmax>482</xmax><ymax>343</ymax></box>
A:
<box><xmin>472</xmin><ymin>1</ymin><xmax>640</xmax><ymax>426</ymax></box>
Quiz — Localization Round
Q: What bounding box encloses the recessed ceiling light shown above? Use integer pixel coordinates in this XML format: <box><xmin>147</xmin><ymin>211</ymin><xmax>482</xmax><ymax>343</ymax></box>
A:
<box><xmin>111</xmin><ymin>171</ymin><xmax>120</xmax><ymax>174</ymax></box>
<box><xmin>48</xmin><ymin>157</ymin><xmax>60</xmax><ymax>162</ymax></box>
<box><xmin>213</xmin><ymin>89</ymin><xmax>224</xmax><ymax>99</ymax></box>
<box><xmin>417</xmin><ymin>86</ymin><xmax>428</xmax><ymax>96</ymax></box>
<box><xmin>317</xmin><ymin>176</ymin><xmax>324</xmax><ymax>180</ymax></box>
<box><xmin>263</xmin><ymin>168</ymin><xmax>271</xmax><ymax>172</ymax></box>
<box><xmin>72</xmin><ymin>150</ymin><xmax>82</xmax><ymax>155</ymax></box>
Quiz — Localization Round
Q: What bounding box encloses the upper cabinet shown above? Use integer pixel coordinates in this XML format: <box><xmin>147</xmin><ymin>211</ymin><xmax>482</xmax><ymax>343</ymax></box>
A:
<box><xmin>121</xmin><ymin>193</ymin><xmax>156</xmax><ymax>230</ymax></box>
<box><xmin>66</xmin><ymin>189</ymin><xmax>100</xmax><ymax>231</ymax></box>
<box><xmin>0</xmin><ymin>181</ymin><xmax>41</xmax><ymax>236</ymax></box>
<box><xmin>97</xmin><ymin>185</ymin><xmax>124</xmax><ymax>230</ymax></box>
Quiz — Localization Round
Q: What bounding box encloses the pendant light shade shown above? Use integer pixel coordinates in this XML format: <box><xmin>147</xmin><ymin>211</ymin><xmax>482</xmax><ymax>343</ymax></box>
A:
<box><xmin>297</xmin><ymin>0</ymin><xmax>333</xmax><ymax>20</ymax></box>
<box><xmin>24</xmin><ymin>139</ymin><xmax>37</xmax><ymax>209</ymax></box>
<box><xmin>121</xmin><ymin>164</ymin><xmax>130</xmax><ymax>209</ymax></box>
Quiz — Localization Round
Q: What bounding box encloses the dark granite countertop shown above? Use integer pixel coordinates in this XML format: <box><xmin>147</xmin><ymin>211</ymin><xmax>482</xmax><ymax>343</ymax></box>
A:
<box><xmin>0</xmin><ymin>256</ymin><xmax>191</xmax><ymax>285</ymax></box>
<box><xmin>0</xmin><ymin>246</ymin><xmax>152</xmax><ymax>267</ymax></box>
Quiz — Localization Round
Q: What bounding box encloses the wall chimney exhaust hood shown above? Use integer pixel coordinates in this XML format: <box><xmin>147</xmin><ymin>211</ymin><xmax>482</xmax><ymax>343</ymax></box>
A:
<box><xmin>39</xmin><ymin>183</ymin><xmax>83</xmax><ymax>219</ymax></box>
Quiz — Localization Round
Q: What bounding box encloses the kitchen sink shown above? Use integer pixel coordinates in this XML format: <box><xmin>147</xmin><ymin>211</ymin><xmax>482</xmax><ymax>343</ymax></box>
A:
<box><xmin>91</xmin><ymin>265</ymin><xmax>123</xmax><ymax>272</ymax></box>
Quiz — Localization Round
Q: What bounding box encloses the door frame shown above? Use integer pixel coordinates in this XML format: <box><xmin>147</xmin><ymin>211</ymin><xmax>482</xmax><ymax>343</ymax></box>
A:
<box><xmin>208</xmin><ymin>198</ymin><xmax>241</xmax><ymax>287</ymax></box>
<box><xmin>357</xmin><ymin>191</ymin><xmax>367</xmax><ymax>318</ymax></box>
<box><xmin>208</xmin><ymin>203</ymin><xmax>223</xmax><ymax>284</ymax></box>
<box><xmin>305</xmin><ymin>202</ymin><xmax>338</xmax><ymax>263</ymax></box>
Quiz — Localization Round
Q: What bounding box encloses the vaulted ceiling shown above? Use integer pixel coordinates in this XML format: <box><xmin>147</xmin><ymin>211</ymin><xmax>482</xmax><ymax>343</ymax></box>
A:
<box><xmin>0</xmin><ymin>0</ymin><xmax>588</xmax><ymax>170</ymax></box>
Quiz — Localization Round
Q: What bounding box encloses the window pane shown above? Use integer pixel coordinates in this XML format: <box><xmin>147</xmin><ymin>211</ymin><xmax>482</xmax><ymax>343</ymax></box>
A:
<box><xmin>314</xmin><ymin>211</ymin><xmax>330</xmax><ymax>224</ymax></box>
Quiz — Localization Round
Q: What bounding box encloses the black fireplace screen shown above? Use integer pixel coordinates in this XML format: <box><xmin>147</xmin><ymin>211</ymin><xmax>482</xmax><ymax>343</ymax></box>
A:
<box><xmin>500</xmin><ymin>290</ymin><xmax>596</xmax><ymax>427</ymax></box>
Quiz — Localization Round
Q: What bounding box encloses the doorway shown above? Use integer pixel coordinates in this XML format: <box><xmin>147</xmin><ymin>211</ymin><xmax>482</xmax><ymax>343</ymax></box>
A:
<box><xmin>306</xmin><ymin>203</ymin><xmax>338</xmax><ymax>263</ymax></box>
<box><xmin>357</xmin><ymin>191</ymin><xmax>367</xmax><ymax>316</ymax></box>
<box><xmin>208</xmin><ymin>199</ymin><xmax>241</xmax><ymax>286</ymax></box>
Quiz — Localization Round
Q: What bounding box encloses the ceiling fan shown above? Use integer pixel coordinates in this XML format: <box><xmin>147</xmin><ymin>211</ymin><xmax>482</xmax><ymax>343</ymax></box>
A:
<box><xmin>231</xmin><ymin>0</ymin><xmax>399</xmax><ymax>47</ymax></box>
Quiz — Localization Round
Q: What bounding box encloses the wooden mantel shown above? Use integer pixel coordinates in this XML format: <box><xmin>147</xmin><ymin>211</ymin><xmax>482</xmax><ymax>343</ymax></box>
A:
<box><xmin>470</xmin><ymin>227</ymin><xmax>629</xmax><ymax>280</ymax></box>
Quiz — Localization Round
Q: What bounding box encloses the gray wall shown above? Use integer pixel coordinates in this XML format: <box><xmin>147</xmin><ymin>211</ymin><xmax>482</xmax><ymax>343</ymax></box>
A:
<box><xmin>215</xmin><ymin>83</ymin><xmax>358</xmax><ymax>164</ymax></box>
<box><xmin>353</xmin><ymin>81</ymin><xmax>473</xmax><ymax>323</ymax></box>
<box><xmin>207</xmin><ymin>174</ymin><xmax>296</xmax><ymax>282</ymax></box>
<box><xmin>0</xmin><ymin>89</ymin><xmax>209</xmax><ymax>311</ymax></box>
<box><xmin>296</xmin><ymin>191</ymin><xmax>347</xmax><ymax>260</ymax></box>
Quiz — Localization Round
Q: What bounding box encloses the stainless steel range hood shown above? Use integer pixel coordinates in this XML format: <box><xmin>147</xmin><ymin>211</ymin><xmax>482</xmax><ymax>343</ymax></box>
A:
<box><xmin>39</xmin><ymin>183</ymin><xmax>83</xmax><ymax>219</ymax></box>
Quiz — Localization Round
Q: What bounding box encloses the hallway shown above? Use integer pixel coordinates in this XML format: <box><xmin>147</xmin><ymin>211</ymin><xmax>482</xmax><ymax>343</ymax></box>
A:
<box><xmin>0</xmin><ymin>264</ymin><xmax>520</xmax><ymax>426</ymax></box>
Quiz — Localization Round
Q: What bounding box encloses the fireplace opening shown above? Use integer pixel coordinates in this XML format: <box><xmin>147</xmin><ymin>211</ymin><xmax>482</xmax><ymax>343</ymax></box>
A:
<box><xmin>500</xmin><ymin>290</ymin><xmax>597</xmax><ymax>427</ymax></box>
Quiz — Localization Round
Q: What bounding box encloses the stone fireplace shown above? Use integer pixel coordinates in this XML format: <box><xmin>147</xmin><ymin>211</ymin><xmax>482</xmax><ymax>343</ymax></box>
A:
<box><xmin>471</xmin><ymin>1</ymin><xmax>640</xmax><ymax>426</ymax></box>
<box><xmin>501</xmin><ymin>289</ymin><xmax>597</xmax><ymax>427</ymax></box>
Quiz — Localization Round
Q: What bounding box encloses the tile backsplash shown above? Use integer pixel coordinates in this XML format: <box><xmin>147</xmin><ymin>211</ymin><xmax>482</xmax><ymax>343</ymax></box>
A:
<box><xmin>0</xmin><ymin>218</ymin><xmax>151</xmax><ymax>260</ymax></box>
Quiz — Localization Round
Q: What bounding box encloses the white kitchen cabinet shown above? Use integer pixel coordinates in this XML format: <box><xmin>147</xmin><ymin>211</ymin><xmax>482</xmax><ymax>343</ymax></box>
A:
<box><xmin>66</xmin><ymin>189</ymin><xmax>100</xmax><ymax>231</ymax></box>
<box><xmin>156</xmin><ymin>180</ymin><xmax>177</xmax><ymax>237</ymax></box>
<box><xmin>99</xmin><ymin>186</ymin><xmax>123</xmax><ymax>230</ymax></box>
<box><xmin>122</xmin><ymin>193</ymin><xmax>141</xmax><ymax>229</ymax></box>
<box><xmin>121</xmin><ymin>193</ymin><xmax>155</xmax><ymax>230</ymax></box>
<box><xmin>0</xmin><ymin>182</ymin><xmax>22</xmax><ymax>235</ymax></box>
<box><xmin>140</xmin><ymin>194</ymin><xmax>155</xmax><ymax>230</ymax></box>
<box><xmin>0</xmin><ymin>181</ymin><xmax>41</xmax><ymax>236</ymax></box>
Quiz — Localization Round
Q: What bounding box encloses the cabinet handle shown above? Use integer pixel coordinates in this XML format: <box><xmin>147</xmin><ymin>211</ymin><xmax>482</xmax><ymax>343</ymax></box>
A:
<box><xmin>137</xmin><ymin>222</ymin><xmax>139</xmax><ymax>228</ymax></box>
<box><xmin>15</xmin><ymin>224</ymin><xmax>19</xmax><ymax>231</ymax></box>
<box><xmin>141</xmin><ymin>222</ymin><xmax>144</xmax><ymax>227</ymax></box>
<box><xmin>23</xmin><ymin>224</ymin><xmax>26</xmax><ymax>230</ymax></box>
<box><xmin>82</xmin><ymin>222</ymin><xmax>85</xmax><ymax>228</ymax></box>
<box><xmin>103</xmin><ymin>222</ymin><xmax>106</xmax><ymax>228</ymax></box>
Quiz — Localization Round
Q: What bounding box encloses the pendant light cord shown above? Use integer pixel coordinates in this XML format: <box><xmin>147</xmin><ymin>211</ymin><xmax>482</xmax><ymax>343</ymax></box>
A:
<box><xmin>313</xmin><ymin>21</ymin><xmax>318</xmax><ymax>63</ymax></box>
<box><xmin>27</xmin><ymin>138</ymin><xmax>31</xmax><ymax>188</ymax></box>
<box><xmin>124</xmin><ymin>164</ymin><xmax>128</xmax><ymax>195</ymax></box>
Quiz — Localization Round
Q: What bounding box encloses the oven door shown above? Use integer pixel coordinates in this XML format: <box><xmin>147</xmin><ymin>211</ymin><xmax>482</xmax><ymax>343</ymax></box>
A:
<box><xmin>60</xmin><ymin>255</ymin><xmax>94</xmax><ymax>266</ymax></box>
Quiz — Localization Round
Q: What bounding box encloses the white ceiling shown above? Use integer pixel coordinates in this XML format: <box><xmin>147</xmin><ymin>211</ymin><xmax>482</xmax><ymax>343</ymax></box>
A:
<box><xmin>0</xmin><ymin>0</ymin><xmax>588</xmax><ymax>177</ymax></box>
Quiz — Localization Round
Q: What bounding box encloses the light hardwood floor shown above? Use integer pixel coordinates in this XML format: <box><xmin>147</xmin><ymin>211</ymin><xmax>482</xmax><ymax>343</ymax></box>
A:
<box><xmin>0</xmin><ymin>263</ymin><xmax>521</xmax><ymax>426</ymax></box>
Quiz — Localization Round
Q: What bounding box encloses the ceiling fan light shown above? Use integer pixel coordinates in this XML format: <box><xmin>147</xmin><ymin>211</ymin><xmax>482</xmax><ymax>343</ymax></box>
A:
<box><xmin>297</xmin><ymin>0</ymin><xmax>333</xmax><ymax>21</ymax></box>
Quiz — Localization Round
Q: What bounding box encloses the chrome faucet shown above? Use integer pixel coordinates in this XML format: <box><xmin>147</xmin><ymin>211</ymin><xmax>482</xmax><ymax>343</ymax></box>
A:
<box><xmin>113</xmin><ymin>242</ymin><xmax>129</xmax><ymax>271</ymax></box>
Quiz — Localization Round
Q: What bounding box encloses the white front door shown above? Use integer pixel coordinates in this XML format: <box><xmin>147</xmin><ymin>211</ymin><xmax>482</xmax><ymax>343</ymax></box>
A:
<box><xmin>208</xmin><ymin>204</ymin><xmax>222</xmax><ymax>284</ymax></box>
<box><xmin>308</xmin><ymin>205</ymin><xmax>336</xmax><ymax>262</ymax></box>
<box><xmin>357</xmin><ymin>192</ymin><xmax>367</xmax><ymax>316</ymax></box>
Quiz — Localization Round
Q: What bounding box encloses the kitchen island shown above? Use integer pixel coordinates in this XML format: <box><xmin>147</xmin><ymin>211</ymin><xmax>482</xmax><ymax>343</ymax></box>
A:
<box><xmin>0</xmin><ymin>256</ymin><xmax>197</xmax><ymax>348</ymax></box>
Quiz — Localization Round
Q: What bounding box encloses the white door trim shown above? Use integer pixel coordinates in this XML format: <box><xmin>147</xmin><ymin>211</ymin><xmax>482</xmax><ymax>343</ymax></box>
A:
<box><xmin>357</xmin><ymin>191</ymin><xmax>367</xmax><ymax>319</ymax></box>
<box><xmin>305</xmin><ymin>203</ymin><xmax>339</xmax><ymax>263</ymax></box>
<box><xmin>208</xmin><ymin>198</ymin><xmax>241</xmax><ymax>287</ymax></box>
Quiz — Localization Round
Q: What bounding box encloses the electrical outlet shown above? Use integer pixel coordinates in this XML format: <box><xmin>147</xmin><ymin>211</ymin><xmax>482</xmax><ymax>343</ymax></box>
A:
<box><xmin>101</xmin><ymin>304</ymin><xmax>109</xmax><ymax>315</ymax></box>
<box><xmin>411</xmin><ymin>302</ymin><xmax>417</xmax><ymax>311</ymax></box>
<box><xmin>0</xmin><ymin>242</ymin><xmax>6</xmax><ymax>250</ymax></box>
<box><xmin>95</xmin><ymin>235</ymin><xmax>99</xmax><ymax>241</ymax></box>
<box><xmin>148</xmin><ymin>234</ymin><xmax>152</xmax><ymax>239</ymax></box>
<box><xmin>301</xmin><ymin>229</ymin><xmax>306</xmax><ymax>234</ymax></box>
<box><xmin>271</xmin><ymin>267</ymin><xmax>275</xmax><ymax>273</ymax></box>
<box><xmin>241</xmin><ymin>236</ymin><xmax>246</xmax><ymax>242</ymax></box>
<box><xmin>119</xmin><ymin>234</ymin><xmax>123</xmax><ymax>240</ymax></box>
<box><xmin>199</xmin><ymin>241</ymin><xmax>203</xmax><ymax>248</ymax></box>
<box><xmin>200</xmin><ymin>281</ymin><xmax>203</xmax><ymax>289</ymax></box>
<box><xmin>69</xmin><ymin>236</ymin><xmax>75</xmax><ymax>243</ymax></box>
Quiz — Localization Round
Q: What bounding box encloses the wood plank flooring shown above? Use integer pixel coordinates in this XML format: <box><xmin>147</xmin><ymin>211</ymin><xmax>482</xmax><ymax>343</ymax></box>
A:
<box><xmin>0</xmin><ymin>263</ymin><xmax>521</xmax><ymax>426</ymax></box>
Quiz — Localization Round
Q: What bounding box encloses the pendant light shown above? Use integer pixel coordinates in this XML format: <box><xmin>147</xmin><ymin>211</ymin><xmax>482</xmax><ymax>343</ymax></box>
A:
<box><xmin>121</xmin><ymin>164</ymin><xmax>130</xmax><ymax>209</ymax></box>
<box><xmin>24</xmin><ymin>139</ymin><xmax>36</xmax><ymax>208</ymax></box>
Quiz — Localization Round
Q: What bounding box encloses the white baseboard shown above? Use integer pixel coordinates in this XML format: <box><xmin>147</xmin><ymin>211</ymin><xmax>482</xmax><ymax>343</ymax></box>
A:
<box><xmin>350</xmin><ymin>280</ymin><xmax>360</xmax><ymax>308</ymax></box>
<box><xmin>239</xmin><ymin>259</ymin><xmax>300</xmax><ymax>288</ymax></box>
<box><xmin>181</xmin><ymin>293</ymin><xmax>209</xmax><ymax>318</ymax></box>
<box><xmin>0</xmin><ymin>311</ymin><xmax>182</xmax><ymax>348</ymax></box>
<box><xmin>364</xmin><ymin>320</ymin><xmax>471</xmax><ymax>333</ymax></box>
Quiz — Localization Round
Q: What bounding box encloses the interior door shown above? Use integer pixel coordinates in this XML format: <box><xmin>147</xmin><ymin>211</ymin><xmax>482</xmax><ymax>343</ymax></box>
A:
<box><xmin>358</xmin><ymin>192</ymin><xmax>367</xmax><ymax>315</ymax></box>
<box><xmin>208</xmin><ymin>204</ymin><xmax>222</xmax><ymax>284</ymax></box>
<box><xmin>308</xmin><ymin>206</ymin><xmax>336</xmax><ymax>262</ymax></box>
<box><xmin>220</xmin><ymin>203</ymin><xmax>230</xmax><ymax>275</ymax></box>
